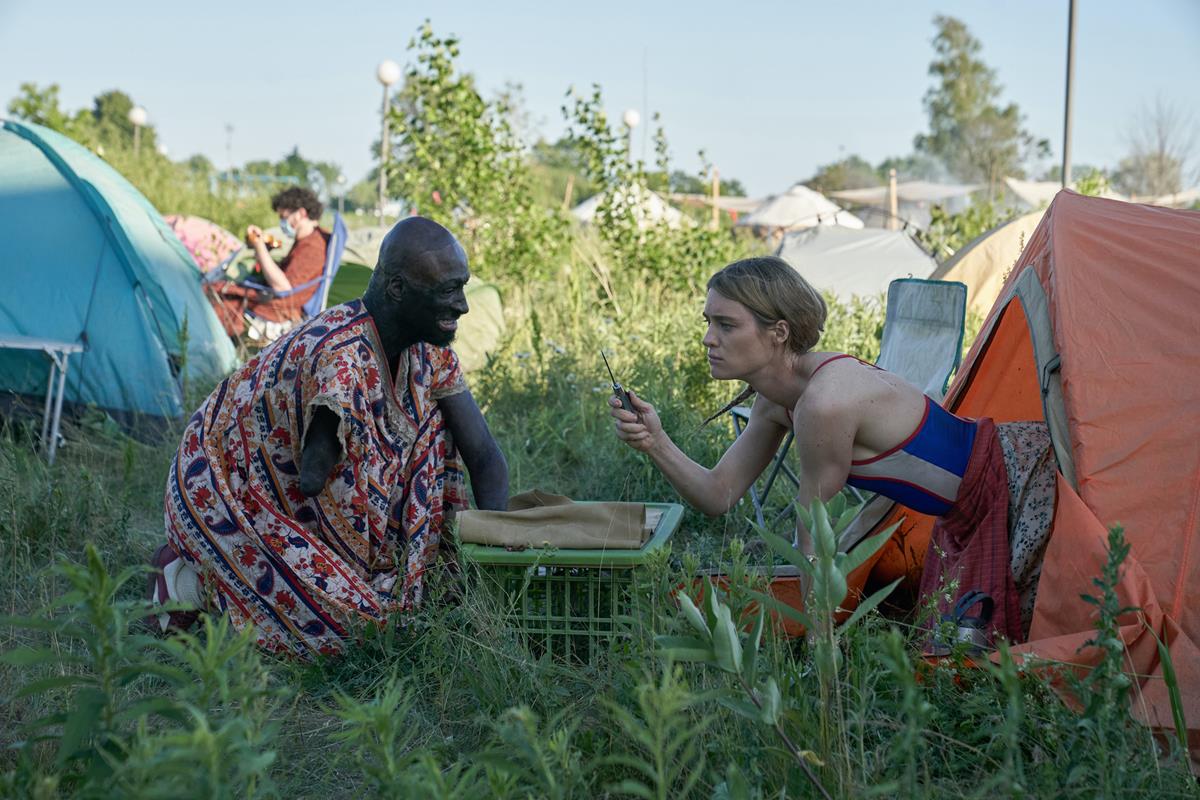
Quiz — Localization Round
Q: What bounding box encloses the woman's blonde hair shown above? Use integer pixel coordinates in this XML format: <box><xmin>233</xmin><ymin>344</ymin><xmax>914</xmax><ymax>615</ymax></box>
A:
<box><xmin>701</xmin><ymin>256</ymin><xmax>827</xmax><ymax>426</ymax></box>
<box><xmin>707</xmin><ymin>256</ymin><xmax>827</xmax><ymax>353</ymax></box>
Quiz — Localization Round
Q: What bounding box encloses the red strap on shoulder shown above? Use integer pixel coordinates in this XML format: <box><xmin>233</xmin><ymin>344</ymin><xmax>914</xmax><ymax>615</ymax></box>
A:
<box><xmin>809</xmin><ymin>353</ymin><xmax>857</xmax><ymax>379</ymax></box>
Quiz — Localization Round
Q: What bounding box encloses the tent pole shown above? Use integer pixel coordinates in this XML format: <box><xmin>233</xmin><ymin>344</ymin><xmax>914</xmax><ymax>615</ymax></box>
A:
<box><xmin>1061</xmin><ymin>0</ymin><xmax>1077</xmax><ymax>189</ymax></box>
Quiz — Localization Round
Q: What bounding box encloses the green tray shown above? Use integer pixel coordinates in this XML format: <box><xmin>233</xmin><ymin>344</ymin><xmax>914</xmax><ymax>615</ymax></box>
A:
<box><xmin>461</xmin><ymin>501</ymin><xmax>684</xmax><ymax>663</ymax></box>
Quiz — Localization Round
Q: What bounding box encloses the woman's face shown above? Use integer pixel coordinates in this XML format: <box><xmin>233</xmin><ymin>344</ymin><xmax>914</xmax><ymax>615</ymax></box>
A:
<box><xmin>702</xmin><ymin>289</ymin><xmax>780</xmax><ymax>380</ymax></box>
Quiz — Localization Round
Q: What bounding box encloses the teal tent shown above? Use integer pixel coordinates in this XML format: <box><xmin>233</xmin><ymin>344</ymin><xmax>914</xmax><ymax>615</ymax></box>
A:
<box><xmin>0</xmin><ymin>119</ymin><xmax>238</xmax><ymax>425</ymax></box>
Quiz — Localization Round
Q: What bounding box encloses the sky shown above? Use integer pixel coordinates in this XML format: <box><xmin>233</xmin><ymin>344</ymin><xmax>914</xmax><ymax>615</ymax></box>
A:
<box><xmin>1</xmin><ymin>0</ymin><xmax>1197</xmax><ymax>197</ymax></box>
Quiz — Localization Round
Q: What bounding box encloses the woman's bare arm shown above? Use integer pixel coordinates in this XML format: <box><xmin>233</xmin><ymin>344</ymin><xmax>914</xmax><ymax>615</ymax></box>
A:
<box><xmin>610</xmin><ymin>391</ymin><xmax>786</xmax><ymax>516</ymax></box>
<box><xmin>791</xmin><ymin>396</ymin><xmax>856</xmax><ymax>551</ymax></box>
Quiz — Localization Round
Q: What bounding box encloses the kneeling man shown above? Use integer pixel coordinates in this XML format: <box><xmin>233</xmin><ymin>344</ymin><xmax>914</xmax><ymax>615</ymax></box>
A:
<box><xmin>151</xmin><ymin>217</ymin><xmax>508</xmax><ymax>657</ymax></box>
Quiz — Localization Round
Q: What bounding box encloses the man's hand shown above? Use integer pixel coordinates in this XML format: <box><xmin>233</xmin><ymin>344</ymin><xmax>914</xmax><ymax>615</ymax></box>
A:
<box><xmin>245</xmin><ymin>224</ymin><xmax>263</xmax><ymax>247</ymax></box>
<box><xmin>299</xmin><ymin>407</ymin><xmax>342</xmax><ymax>497</ymax></box>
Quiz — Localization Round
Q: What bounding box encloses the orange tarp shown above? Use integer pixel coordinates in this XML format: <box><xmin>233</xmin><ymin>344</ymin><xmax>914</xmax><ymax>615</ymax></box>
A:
<box><xmin>866</xmin><ymin>191</ymin><xmax>1200</xmax><ymax>746</ymax></box>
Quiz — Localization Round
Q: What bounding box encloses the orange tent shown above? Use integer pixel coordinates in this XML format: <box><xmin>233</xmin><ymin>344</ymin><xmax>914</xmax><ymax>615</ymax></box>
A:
<box><xmin>863</xmin><ymin>190</ymin><xmax>1200</xmax><ymax>750</ymax></box>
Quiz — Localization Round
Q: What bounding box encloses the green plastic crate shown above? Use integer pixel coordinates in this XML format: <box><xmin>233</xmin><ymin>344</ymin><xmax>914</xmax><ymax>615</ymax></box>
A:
<box><xmin>460</xmin><ymin>502</ymin><xmax>684</xmax><ymax>663</ymax></box>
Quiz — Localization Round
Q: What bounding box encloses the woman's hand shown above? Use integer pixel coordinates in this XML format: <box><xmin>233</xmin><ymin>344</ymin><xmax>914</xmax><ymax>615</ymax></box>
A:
<box><xmin>245</xmin><ymin>224</ymin><xmax>264</xmax><ymax>247</ymax></box>
<box><xmin>609</xmin><ymin>390</ymin><xmax>662</xmax><ymax>453</ymax></box>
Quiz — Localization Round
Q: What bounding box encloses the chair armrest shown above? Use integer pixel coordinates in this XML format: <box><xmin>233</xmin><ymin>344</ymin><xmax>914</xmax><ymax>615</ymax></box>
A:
<box><xmin>239</xmin><ymin>275</ymin><xmax>325</xmax><ymax>299</ymax></box>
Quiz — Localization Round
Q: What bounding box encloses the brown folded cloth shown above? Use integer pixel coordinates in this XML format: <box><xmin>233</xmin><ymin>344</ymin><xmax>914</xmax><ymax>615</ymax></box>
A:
<box><xmin>458</xmin><ymin>490</ymin><xmax>655</xmax><ymax>550</ymax></box>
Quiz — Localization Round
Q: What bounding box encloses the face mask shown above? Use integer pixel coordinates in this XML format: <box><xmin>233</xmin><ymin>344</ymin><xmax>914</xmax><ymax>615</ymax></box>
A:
<box><xmin>279</xmin><ymin>215</ymin><xmax>295</xmax><ymax>238</ymax></box>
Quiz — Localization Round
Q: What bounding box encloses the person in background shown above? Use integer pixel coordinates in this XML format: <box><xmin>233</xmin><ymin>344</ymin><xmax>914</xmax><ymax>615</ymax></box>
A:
<box><xmin>208</xmin><ymin>186</ymin><xmax>330</xmax><ymax>340</ymax></box>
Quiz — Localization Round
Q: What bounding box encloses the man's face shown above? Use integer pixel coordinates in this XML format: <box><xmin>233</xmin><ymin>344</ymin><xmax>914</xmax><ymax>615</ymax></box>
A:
<box><xmin>276</xmin><ymin>207</ymin><xmax>306</xmax><ymax>230</ymax></box>
<box><xmin>393</xmin><ymin>243</ymin><xmax>471</xmax><ymax>346</ymax></box>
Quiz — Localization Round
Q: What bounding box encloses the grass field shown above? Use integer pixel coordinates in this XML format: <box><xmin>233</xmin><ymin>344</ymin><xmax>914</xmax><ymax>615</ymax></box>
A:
<box><xmin>2</xmin><ymin>232</ymin><xmax>1195</xmax><ymax>799</ymax></box>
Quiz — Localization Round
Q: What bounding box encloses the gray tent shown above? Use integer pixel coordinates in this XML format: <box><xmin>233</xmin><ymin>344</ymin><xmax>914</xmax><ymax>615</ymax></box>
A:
<box><xmin>776</xmin><ymin>226</ymin><xmax>936</xmax><ymax>300</ymax></box>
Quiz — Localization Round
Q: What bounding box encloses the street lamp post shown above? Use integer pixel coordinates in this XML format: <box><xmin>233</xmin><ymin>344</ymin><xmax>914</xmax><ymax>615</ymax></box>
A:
<box><xmin>376</xmin><ymin>59</ymin><xmax>401</xmax><ymax>218</ymax></box>
<box><xmin>1061</xmin><ymin>0</ymin><xmax>1077</xmax><ymax>189</ymax></box>
<box><xmin>336</xmin><ymin>173</ymin><xmax>347</xmax><ymax>216</ymax></box>
<box><xmin>622</xmin><ymin>108</ymin><xmax>640</xmax><ymax>164</ymax></box>
<box><xmin>128</xmin><ymin>105</ymin><xmax>147</xmax><ymax>156</ymax></box>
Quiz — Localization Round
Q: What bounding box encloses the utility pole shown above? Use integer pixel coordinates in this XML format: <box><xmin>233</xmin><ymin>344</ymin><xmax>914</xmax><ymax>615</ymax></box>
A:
<box><xmin>887</xmin><ymin>169</ymin><xmax>899</xmax><ymax>231</ymax></box>
<box><xmin>1061</xmin><ymin>0</ymin><xmax>1077</xmax><ymax>189</ymax></box>
<box><xmin>711</xmin><ymin>168</ymin><xmax>720</xmax><ymax>231</ymax></box>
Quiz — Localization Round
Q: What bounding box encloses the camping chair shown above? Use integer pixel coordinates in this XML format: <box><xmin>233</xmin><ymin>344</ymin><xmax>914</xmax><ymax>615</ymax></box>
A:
<box><xmin>732</xmin><ymin>278</ymin><xmax>968</xmax><ymax>533</ymax></box>
<box><xmin>240</xmin><ymin>212</ymin><xmax>348</xmax><ymax>325</ymax></box>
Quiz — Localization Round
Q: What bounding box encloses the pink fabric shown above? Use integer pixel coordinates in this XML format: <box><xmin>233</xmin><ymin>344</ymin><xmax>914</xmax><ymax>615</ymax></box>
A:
<box><xmin>918</xmin><ymin>418</ymin><xmax>1023</xmax><ymax>644</ymax></box>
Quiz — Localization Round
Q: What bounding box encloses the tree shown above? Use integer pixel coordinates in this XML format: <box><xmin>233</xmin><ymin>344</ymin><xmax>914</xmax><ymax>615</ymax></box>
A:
<box><xmin>383</xmin><ymin>22</ymin><xmax>565</xmax><ymax>280</ymax></box>
<box><xmin>528</xmin><ymin>137</ymin><xmax>599</xmax><ymax>208</ymax></box>
<box><xmin>875</xmin><ymin>153</ymin><xmax>943</xmax><ymax>182</ymax></box>
<box><xmin>914</xmin><ymin>16</ymin><xmax>1049</xmax><ymax>196</ymax></box>
<box><xmin>1111</xmin><ymin>97</ymin><xmax>1195</xmax><ymax>199</ymax></box>
<box><xmin>805</xmin><ymin>155</ymin><xmax>879</xmax><ymax>193</ymax></box>
<box><xmin>1038</xmin><ymin>163</ymin><xmax>1103</xmax><ymax>183</ymax></box>
<box><xmin>667</xmin><ymin>170</ymin><xmax>746</xmax><ymax>197</ymax></box>
<box><xmin>185</xmin><ymin>154</ymin><xmax>216</xmax><ymax>177</ymax></box>
<box><xmin>89</xmin><ymin>89</ymin><xmax>160</xmax><ymax>154</ymax></box>
<box><xmin>6</xmin><ymin>82</ymin><xmax>96</xmax><ymax>143</ymax></box>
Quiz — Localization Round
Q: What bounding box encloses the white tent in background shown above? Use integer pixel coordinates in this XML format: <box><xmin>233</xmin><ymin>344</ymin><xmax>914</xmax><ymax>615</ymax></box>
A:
<box><xmin>1149</xmin><ymin>187</ymin><xmax>1200</xmax><ymax>208</ymax></box>
<box><xmin>571</xmin><ymin>185</ymin><xmax>685</xmax><ymax>229</ymax></box>
<box><xmin>776</xmin><ymin>226</ymin><xmax>936</xmax><ymax>300</ymax></box>
<box><xmin>1003</xmin><ymin>177</ymin><xmax>1128</xmax><ymax>210</ymax></box>
<box><xmin>830</xmin><ymin>181</ymin><xmax>982</xmax><ymax>230</ymax></box>
<box><xmin>738</xmin><ymin>183</ymin><xmax>863</xmax><ymax>230</ymax></box>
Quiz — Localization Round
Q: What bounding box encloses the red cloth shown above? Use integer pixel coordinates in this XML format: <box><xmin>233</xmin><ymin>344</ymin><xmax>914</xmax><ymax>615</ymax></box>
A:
<box><xmin>917</xmin><ymin>418</ymin><xmax>1023</xmax><ymax>644</ymax></box>
<box><xmin>207</xmin><ymin>229</ymin><xmax>330</xmax><ymax>336</ymax></box>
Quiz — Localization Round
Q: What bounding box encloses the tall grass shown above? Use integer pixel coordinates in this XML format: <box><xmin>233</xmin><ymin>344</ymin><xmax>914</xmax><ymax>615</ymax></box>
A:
<box><xmin>2</xmin><ymin>232</ymin><xmax>1194</xmax><ymax>797</ymax></box>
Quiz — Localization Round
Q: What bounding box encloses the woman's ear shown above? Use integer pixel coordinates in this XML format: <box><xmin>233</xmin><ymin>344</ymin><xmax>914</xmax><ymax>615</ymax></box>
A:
<box><xmin>772</xmin><ymin>320</ymin><xmax>790</xmax><ymax>345</ymax></box>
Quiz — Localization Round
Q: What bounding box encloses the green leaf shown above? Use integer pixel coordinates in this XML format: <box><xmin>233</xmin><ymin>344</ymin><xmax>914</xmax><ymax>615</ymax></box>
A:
<box><xmin>717</xmin><ymin>695</ymin><xmax>763</xmax><ymax>722</ymax></box>
<box><xmin>13</xmin><ymin>673</ymin><xmax>94</xmax><ymax>699</ymax></box>
<box><xmin>654</xmin><ymin>635</ymin><xmax>715</xmax><ymax>664</ymax></box>
<box><xmin>56</xmin><ymin>687</ymin><xmax>106</xmax><ymax>767</ymax></box>
<box><xmin>115</xmin><ymin>661</ymin><xmax>190</xmax><ymax>687</ymax></box>
<box><xmin>835</xmin><ymin>501</ymin><xmax>861</xmax><ymax>533</ymax></box>
<box><xmin>810</xmin><ymin>499</ymin><xmax>838</xmax><ymax>559</ymax></box>
<box><xmin>0</xmin><ymin>647</ymin><xmax>77</xmax><ymax>667</ymax></box>
<box><xmin>1149</xmin><ymin>625</ymin><xmax>1189</xmax><ymax>755</ymax></box>
<box><xmin>839</xmin><ymin>521</ymin><xmax>901</xmax><ymax>576</ymax></box>
<box><xmin>743</xmin><ymin>607</ymin><xmax>765</xmax><ymax>686</ymax></box>
<box><xmin>795</xmin><ymin>503</ymin><xmax>813</xmax><ymax>531</ymax></box>
<box><xmin>677</xmin><ymin>592</ymin><xmax>710</xmax><ymax>639</ymax></box>
<box><xmin>0</xmin><ymin>615</ymin><xmax>68</xmax><ymax>633</ymax></box>
<box><xmin>720</xmin><ymin>762</ymin><xmax>753</xmax><ymax>800</ymax></box>
<box><xmin>760</xmin><ymin>677</ymin><xmax>782</xmax><ymax>726</ymax></box>
<box><xmin>703</xmin><ymin>580</ymin><xmax>721</xmax><ymax>629</ymax></box>
<box><xmin>827</xmin><ymin>491</ymin><xmax>847</xmax><ymax>520</ymax></box>
<box><xmin>607</xmin><ymin>779</ymin><xmax>654</xmax><ymax>799</ymax></box>
<box><xmin>842</xmin><ymin>578</ymin><xmax>903</xmax><ymax>629</ymax></box>
<box><xmin>711</xmin><ymin>605</ymin><xmax>743</xmax><ymax>674</ymax></box>
<box><xmin>746</xmin><ymin>588</ymin><xmax>815</xmax><ymax>631</ymax></box>
<box><xmin>112</xmin><ymin>696</ymin><xmax>186</xmax><ymax>725</ymax></box>
<box><xmin>759</xmin><ymin>528</ymin><xmax>813</xmax><ymax>575</ymax></box>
